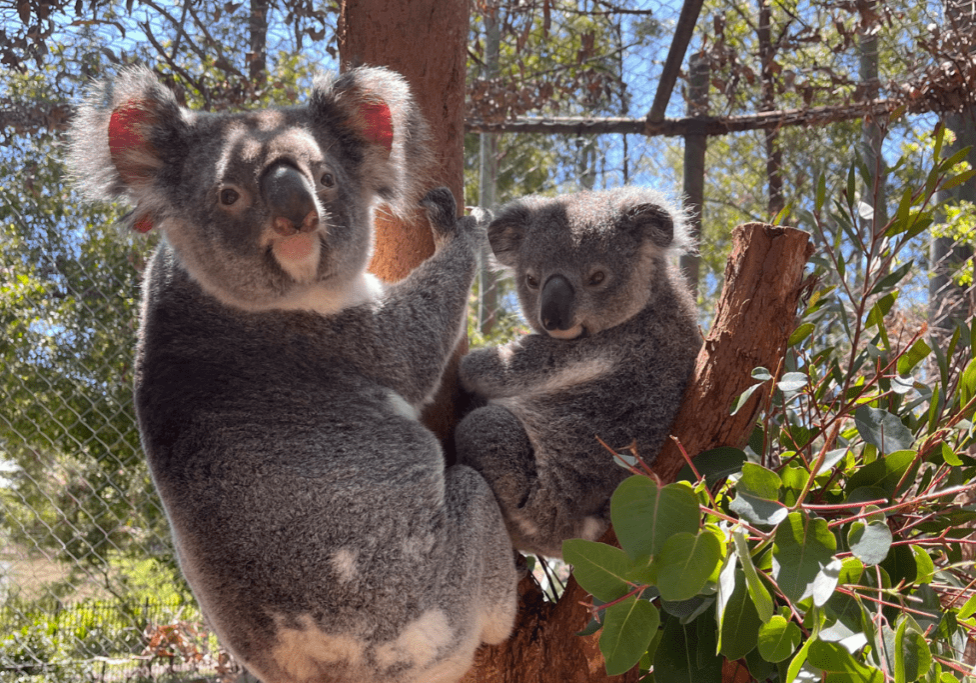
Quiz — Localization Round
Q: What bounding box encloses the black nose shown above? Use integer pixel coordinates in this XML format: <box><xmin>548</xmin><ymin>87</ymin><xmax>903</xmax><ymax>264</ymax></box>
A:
<box><xmin>261</xmin><ymin>162</ymin><xmax>319</xmax><ymax>235</ymax></box>
<box><xmin>540</xmin><ymin>274</ymin><xmax>575</xmax><ymax>331</ymax></box>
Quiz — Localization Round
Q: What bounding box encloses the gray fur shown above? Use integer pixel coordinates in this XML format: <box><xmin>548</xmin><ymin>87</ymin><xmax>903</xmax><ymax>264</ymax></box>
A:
<box><xmin>455</xmin><ymin>187</ymin><xmax>701</xmax><ymax>558</ymax></box>
<box><xmin>68</xmin><ymin>67</ymin><xmax>516</xmax><ymax>683</ymax></box>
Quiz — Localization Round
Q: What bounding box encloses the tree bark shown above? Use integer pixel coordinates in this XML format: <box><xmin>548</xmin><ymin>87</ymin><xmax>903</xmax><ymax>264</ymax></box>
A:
<box><xmin>681</xmin><ymin>52</ymin><xmax>709</xmax><ymax>297</ymax></box>
<box><xmin>337</xmin><ymin>0</ymin><xmax>469</xmax><ymax>446</ymax></box>
<box><xmin>464</xmin><ymin>223</ymin><xmax>813</xmax><ymax>682</ymax></box>
<box><xmin>652</xmin><ymin>224</ymin><xmax>813</xmax><ymax>483</ymax></box>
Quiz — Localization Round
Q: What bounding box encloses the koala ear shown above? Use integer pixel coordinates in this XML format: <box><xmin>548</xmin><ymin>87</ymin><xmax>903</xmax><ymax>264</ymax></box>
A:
<box><xmin>622</xmin><ymin>203</ymin><xmax>674</xmax><ymax>249</ymax></box>
<box><xmin>69</xmin><ymin>67</ymin><xmax>185</xmax><ymax>232</ymax></box>
<box><xmin>309</xmin><ymin>67</ymin><xmax>434</xmax><ymax>217</ymax></box>
<box><xmin>487</xmin><ymin>206</ymin><xmax>530</xmax><ymax>268</ymax></box>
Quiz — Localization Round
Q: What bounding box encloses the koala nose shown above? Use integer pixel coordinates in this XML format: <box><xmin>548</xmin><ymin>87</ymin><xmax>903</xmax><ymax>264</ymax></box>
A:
<box><xmin>261</xmin><ymin>162</ymin><xmax>319</xmax><ymax>236</ymax></box>
<box><xmin>540</xmin><ymin>274</ymin><xmax>575</xmax><ymax>331</ymax></box>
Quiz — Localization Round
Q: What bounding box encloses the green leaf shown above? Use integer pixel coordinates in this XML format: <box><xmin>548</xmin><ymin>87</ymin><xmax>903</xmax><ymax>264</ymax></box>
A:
<box><xmin>657</xmin><ymin>531</ymin><xmax>723</xmax><ymax>602</ymax></box>
<box><xmin>758</xmin><ymin>615</ymin><xmax>801</xmax><ymax>663</ymax></box>
<box><xmin>654</xmin><ymin>609</ymin><xmax>723</xmax><ymax>683</ymax></box>
<box><xmin>880</xmin><ymin>544</ymin><xmax>918</xmax><ymax>587</ymax></box>
<box><xmin>866</xmin><ymin>292</ymin><xmax>897</xmax><ymax>330</ymax></box>
<box><xmin>893</xmin><ymin>615</ymin><xmax>932</xmax><ymax>682</ymax></box>
<box><xmin>846</xmin><ymin>450</ymin><xmax>917</xmax><ymax>498</ymax></box>
<box><xmin>815</xmin><ymin>173</ymin><xmax>827</xmax><ymax>212</ymax></box>
<box><xmin>731</xmin><ymin>382</ymin><xmax>765</xmax><ymax>416</ymax></box>
<box><xmin>941</xmin><ymin>442</ymin><xmax>963</xmax><ymax>467</ymax></box>
<box><xmin>854</xmin><ymin>406</ymin><xmax>915</xmax><ymax>455</ymax></box>
<box><xmin>848</xmin><ymin>519</ymin><xmax>892</xmax><ymax>566</ymax></box>
<box><xmin>676</xmin><ymin>447</ymin><xmax>747</xmax><ymax>487</ymax></box>
<box><xmin>719</xmin><ymin>565</ymin><xmax>762</xmax><ymax>660</ymax></box>
<box><xmin>778</xmin><ymin>371</ymin><xmax>808</xmax><ymax>395</ymax></box>
<box><xmin>788</xmin><ymin>322</ymin><xmax>815</xmax><ymax>347</ymax></box>
<box><xmin>912</xmin><ymin>546</ymin><xmax>935</xmax><ymax>586</ymax></box>
<box><xmin>563</xmin><ymin>539</ymin><xmax>634</xmax><ymax>602</ymax></box>
<box><xmin>739</xmin><ymin>462</ymin><xmax>782</xmax><ymax>500</ymax></box>
<box><xmin>959</xmin><ymin>358</ymin><xmax>976</xmax><ymax>416</ymax></box>
<box><xmin>745</xmin><ymin>645</ymin><xmax>777</xmax><ymax>681</ymax></box>
<box><xmin>958</xmin><ymin>592</ymin><xmax>976</xmax><ymax>619</ymax></box>
<box><xmin>869</xmin><ymin>260</ymin><xmax>914</xmax><ymax>296</ymax></box>
<box><xmin>600</xmin><ymin>596</ymin><xmax>660</xmax><ymax>676</ymax></box>
<box><xmin>733</xmin><ymin>528</ymin><xmax>774</xmax><ymax>623</ymax></box>
<box><xmin>785</xmin><ymin>638</ymin><xmax>816</xmax><ymax>683</ymax></box>
<box><xmin>772</xmin><ymin>512</ymin><xmax>838</xmax><ymax>603</ymax></box>
<box><xmin>611</xmin><ymin>478</ymin><xmax>701</xmax><ymax>561</ymax></box>
<box><xmin>942</xmin><ymin>167</ymin><xmax>976</xmax><ymax>191</ymax></box>
<box><xmin>730</xmin><ymin>491</ymin><xmax>789</xmax><ymax>527</ymax></box>
<box><xmin>812</xmin><ymin>557</ymin><xmax>843</xmax><ymax>608</ymax></box>
<box><xmin>807</xmin><ymin>640</ymin><xmax>884</xmax><ymax>682</ymax></box>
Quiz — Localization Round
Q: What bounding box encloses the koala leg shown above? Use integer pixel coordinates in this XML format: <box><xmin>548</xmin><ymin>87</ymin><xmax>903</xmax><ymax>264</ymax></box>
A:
<box><xmin>442</xmin><ymin>464</ymin><xmax>518</xmax><ymax>646</ymax></box>
<box><xmin>454</xmin><ymin>406</ymin><xmax>541</xmax><ymax>548</ymax></box>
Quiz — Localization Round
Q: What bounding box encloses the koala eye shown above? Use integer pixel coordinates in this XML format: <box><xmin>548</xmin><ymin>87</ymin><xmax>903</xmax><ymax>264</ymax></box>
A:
<box><xmin>219</xmin><ymin>188</ymin><xmax>240</xmax><ymax>206</ymax></box>
<box><xmin>526</xmin><ymin>273</ymin><xmax>540</xmax><ymax>289</ymax></box>
<box><xmin>320</xmin><ymin>172</ymin><xmax>336</xmax><ymax>188</ymax></box>
<box><xmin>588</xmin><ymin>270</ymin><xmax>606</xmax><ymax>286</ymax></box>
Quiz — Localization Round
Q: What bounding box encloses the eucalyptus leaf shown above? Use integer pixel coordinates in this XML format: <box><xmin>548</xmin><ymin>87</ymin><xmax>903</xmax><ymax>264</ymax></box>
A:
<box><xmin>657</xmin><ymin>531</ymin><xmax>722</xmax><ymax>602</ymax></box>
<box><xmin>807</xmin><ymin>640</ymin><xmax>884</xmax><ymax>682</ymax></box>
<box><xmin>893</xmin><ymin>615</ymin><xmax>932</xmax><ymax>682</ymax></box>
<box><xmin>757</xmin><ymin>615</ymin><xmax>801</xmax><ymax>663</ymax></box>
<box><xmin>675</xmin><ymin>446</ymin><xmax>747</xmax><ymax>487</ymax></box>
<box><xmin>730</xmin><ymin>491</ymin><xmax>789</xmax><ymax>526</ymax></box>
<box><xmin>854</xmin><ymin>405</ymin><xmax>915</xmax><ymax>454</ymax></box>
<box><xmin>812</xmin><ymin>557</ymin><xmax>844</xmax><ymax>608</ymax></box>
<box><xmin>718</xmin><ymin>566</ymin><xmax>761</xmax><ymax>660</ymax></box>
<box><xmin>611</xmin><ymin>477</ymin><xmax>701</xmax><ymax>561</ymax></box>
<box><xmin>778</xmin><ymin>372</ymin><xmax>808</xmax><ymax>394</ymax></box>
<box><xmin>599</xmin><ymin>597</ymin><xmax>660</xmax><ymax>676</ymax></box>
<box><xmin>733</xmin><ymin>528</ymin><xmax>774</xmax><ymax>623</ymax></box>
<box><xmin>772</xmin><ymin>512</ymin><xmax>837</xmax><ymax>603</ymax></box>
<box><xmin>848</xmin><ymin>519</ymin><xmax>893</xmax><ymax>566</ymax></box>
<box><xmin>563</xmin><ymin>539</ymin><xmax>634</xmax><ymax>602</ymax></box>
<box><xmin>654</xmin><ymin>610</ymin><xmax>723</xmax><ymax>683</ymax></box>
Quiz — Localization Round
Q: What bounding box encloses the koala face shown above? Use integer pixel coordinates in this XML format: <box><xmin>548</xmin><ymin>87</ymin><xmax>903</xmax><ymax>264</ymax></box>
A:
<box><xmin>488</xmin><ymin>187</ymin><xmax>683</xmax><ymax>339</ymax></box>
<box><xmin>69</xmin><ymin>67</ymin><xmax>430</xmax><ymax>312</ymax></box>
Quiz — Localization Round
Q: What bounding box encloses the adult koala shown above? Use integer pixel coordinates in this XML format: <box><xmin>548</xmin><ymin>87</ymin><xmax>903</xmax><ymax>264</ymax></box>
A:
<box><xmin>456</xmin><ymin>187</ymin><xmax>701</xmax><ymax>559</ymax></box>
<box><xmin>68</xmin><ymin>66</ymin><xmax>516</xmax><ymax>683</ymax></box>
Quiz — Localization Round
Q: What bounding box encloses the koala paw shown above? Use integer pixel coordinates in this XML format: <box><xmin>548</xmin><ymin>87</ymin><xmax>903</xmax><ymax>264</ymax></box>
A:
<box><xmin>420</xmin><ymin>187</ymin><xmax>458</xmax><ymax>242</ymax></box>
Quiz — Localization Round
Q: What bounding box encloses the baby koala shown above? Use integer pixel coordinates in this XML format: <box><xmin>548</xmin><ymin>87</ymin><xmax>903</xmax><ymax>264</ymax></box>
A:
<box><xmin>455</xmin><ymin>187</ymin><xmax>701</xmax><ymax>558</ymax></box>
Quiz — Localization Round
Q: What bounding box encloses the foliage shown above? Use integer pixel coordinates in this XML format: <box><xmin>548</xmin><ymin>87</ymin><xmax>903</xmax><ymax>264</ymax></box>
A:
<box><xmin>567</xmin><ymin>125</ymin><xmax>976</xmax><ymax>681</ymax></box>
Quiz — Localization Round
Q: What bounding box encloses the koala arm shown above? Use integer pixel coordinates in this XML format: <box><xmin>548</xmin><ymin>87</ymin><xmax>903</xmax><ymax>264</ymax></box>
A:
<box><xmin>460</xmin><ymin>334</ymin><xmax>575</xmax><ymax>400</ymax></box>
<box><xmin>354</xmin><ymin>188</ymin><xmax>479</xmax><ymax>407</ymax></box>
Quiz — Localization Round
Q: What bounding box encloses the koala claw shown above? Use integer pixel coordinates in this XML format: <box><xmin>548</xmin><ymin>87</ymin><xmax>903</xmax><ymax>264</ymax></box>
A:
<box><xmin>420</xmin><ymin>187</ymin><xmax>458</xmax><ymax>239</ymax></box>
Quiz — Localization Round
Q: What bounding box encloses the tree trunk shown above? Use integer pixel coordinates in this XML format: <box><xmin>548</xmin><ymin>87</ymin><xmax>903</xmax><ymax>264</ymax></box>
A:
<box><xmin>929</xmin><ymin>0</ymin><xmax>975</xmax><ymax>337</ymax></box>
<box><xmin>337</xmin><ymin>0</ymin><xmax>470</xmax><ymax>447</ymax></box>
<box><xmin>463</xmin><ymin>223</ymin><xmax>813</xmax><ymax>683</ymax></box>
<box><xmin>757</xmin><ymin>0</ymin><xmax>784</xmax><ymax>218</ymax></box>
<box><xmin>681</xmin><ymin>52</ymin><xmax>709</xmax><ymax>297</ymax></box>
<box><xmin>248</xmin><ymin>0</ymin><xmax>269</xmax><ymax>85</ymax></box>
<box><xmin>477</xmin><ymin>2</ymin><xmax>502</xmax><ymax>338</ymax></box>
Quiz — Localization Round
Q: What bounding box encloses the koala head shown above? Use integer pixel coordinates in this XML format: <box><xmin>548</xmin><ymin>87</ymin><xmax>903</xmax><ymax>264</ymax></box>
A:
<box><xmin>488</xmin><ymin>187</ymin><xmax>689</xmax><ymax>339</ymax></box>
<box><xmin>68</xmin><ymin>66</ymin><xmax>432</xmax><ymax>312</ymax></box>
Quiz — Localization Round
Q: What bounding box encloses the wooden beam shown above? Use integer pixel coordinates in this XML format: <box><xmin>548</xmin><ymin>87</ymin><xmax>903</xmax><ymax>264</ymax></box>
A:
<box><xmin>465</xmin><ymin>98</ymin><xmax>910</xmax><ymax>137</ymax></box>
<box><xmin>646</xmin><ymin>0</ymin><xmax>706</xmax><ymax>123</ymax></box>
